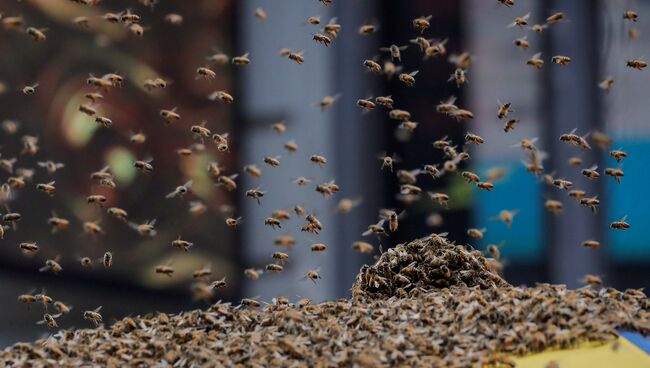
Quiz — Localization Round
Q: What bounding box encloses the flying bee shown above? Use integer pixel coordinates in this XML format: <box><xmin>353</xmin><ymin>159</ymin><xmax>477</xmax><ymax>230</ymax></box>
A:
<box><xmin>623</xmin><ymin>10</ymin><xmax>638</xmax><ymax>22</ymax></box>
<box><xmin>53</xmin><ymin>301</ymin><xmax>72</xmax><ymax>315</ymax></box>
<box><xmin>2</xmin><ymin>16</ymin><xmax>24</xmax><ymax>30</ymax></box>
<box><xmin>352</xmin><ymin>241</ymin><xmax>374</xmax><ymax>254</ymax></box>
<box><xmin>477</xmin><ymin>181</ymin><xmax>494</xmax><ymax>191</ymax></box>
<box><xmin>610</xmin><ymin>215</ymin><xmax>630</xmax><ymax>230</ymax></box>
<box><xmin>171</xmin><ymin>236</ymin><xmax>194</xmax><ymax>252</ymax></box>
<box><xmin>389</xmin><ymin>109</ymin><xmax>411</xmax><ymax>121</ymax></box>
<box><xmin>26</xmin><ymin>27</ymin><xmax>47</xmax><ymax>42</ymax></box>
<box><xmin>401</xmin><ymin>184</ymin><xmax>422</xmax><ymax>195</ymax></box>
<box><xmin>159</xmin><ymin>107</ymin><xmax>180</xmax><ymax>125</ymax></box>
<box><xmin>210</xmin><ymin>277</ymin><xmax>227</xmax><ymax>289</ymax></box>
<box><xmin>80</xmin><ymin>257</ymin><xmax>93</xmax><ymax>267</ymax></box>
<box><xmin>119</xmin><ymin>8</ymin><xmax>140</xmax><ymax>24</ymax></box>
<box><xmin>190</xmin><ymin>122</ymin><xmax>212</xmax><ymax>140</ymax></box>
<box><xmin>363</xmin><ymin>59</ymin><xmax>382</xmax><ymax>73</ymax></box>
<box><xmin>513</xmin><ymin>36</ymin><xmax>529</xmax><ymax>49</ymax></box>
<box><xmin>269</xmin><ymin>121</ymin><xmax>286</xmax><ymax>134</ymax></box>
<box><xmin>465</xmin><ymin>132</ymin><xmax>484</xmax><ymax>145</ymax></box>
<box><xmin>626</xmin><ymin>58</ymin><xmax>646</xmax><ymax>70</ymax></box>
<box><xmin>129</xmin><ymin>131</ymin><xmax>146</xmax><ymax>144</ymax></box>
<box><xmin>581</xmin><ymin>165</ymin><xmax>600</xmax><ymax>179</ymax></box>
<box><xmin>429</xmin><ymin>192</ymin><xmax>449</xmax><ymax>208</ymax></box>
<box><xmin>243</xmin><ymin>164</ymin><xmax>262</xmax><ymax>178</ymax></box>
<box><xmin>265</xmin><ymin>217</ymin><xmax>282</xmax><ymax>229</ymax></box>
<box><xmin>47</xmin><ymin>212</ymin><xmax>70</xmax><ymax>233</ymax></box>
<box><xmin>515</xmin><ymin>137</ymin><xmax>538</xmax><ymax>151</ymax></box>
<box><xmin>205</xmin><ymin>50</ymin><xmax>229</xmax><ymax>65</ymax></box>
<box><xmin>412</xmin><ymin>15</ymin><xmax>432</xmax><ymax>33</ymax></box>
<box><xmin>461</xmin><ymin>171</ymin><xmax>480</xmax><ymax>183</ymax></box>
<box><xmin>39</xmin><ymin>256</ymin><xmax>63</xmax><ymax>274</ymax></box>
<box><xmin>559</xmin><ymin>128</ymin><xmax>591</xmax><ymax>149</ymax></box>
<box><xmin>37</xmin><ymin>313</ymin><xmax>61</xmax><ymax>328</ymax></box>
<box><xmin>604</xmin><ymin>167</ymin><xmax>624</xmax><ymax>183</ymax></box>
<box><xmin>372</xmin><ymin>95</ymin><xmax>394</xmax><ymax>109</ymax></box>
<box><xmin>378</xmin><ymin>153</ymin><xmax>400</xmax><ymax>172</ymax></box>
<box><xmin>581</xmin><ymin>274</ymin><xmax>603</xmax><ymax>286</ymax></box>
<box><xmin>212</xmin><ymin>132</ymin><xmax>230</xmax><ymax>151</ymax></box>
<box><xmin>22</xmin><ymin>83</ymin><xmax>39</xmax><ymax>95</ymax></box>
<box><xmin>380</xmin><ymin>44</ymin><xmax>408</xmax><ymax>61</ymax></box>
<box><xmin>497</xmin><ymin>101</ymin><xmax>513</xmax><ymax>119</ymax></box>
<box><xmin>323</xmin><ymin>17</ymin><xmax>341</xmax><ymax>38</ymax></box>
<box><xmin>304</xmin><ymin>269</ymin><xmax>321</xmax><ymax>283</ymax></box>
<box><xmin>155</xmin><ymin>261</ymin><xmax>175</xmax><ymax>277</ymax></box>
<box><xmin>544</xmin><ymin>199</ymin><xmax>564</xmax><ymax>213</ymax></box>
<box><xmin>208</xmin><ymin>90</ymin><xmax>234</xmax><ymax>104</ymax></box>
<box><xmin>508</xmin><ymin>12</ymin><xmax>531</xmax><ymax>28</ymax></box>
<box><xmin>34</xmin><ymin>291</ymin><xmax>53</xmax><ymax>306</ymax></box>
<box><xmin>287</xmin><ymin>50</ymin><xmax>305</xmax><ymax>64</ymax></box>
<box><xmin>19</xmin><ymin>242</ymin><xmax>39</xmax><ymax>254</ymax></box>
<box><xmin>307</xmin><ymin>154</ymin><xmax>328</xmax><ymax>167</ymax></box>
<box><xmin>582</xmin><ymin>240</ymin><xmax>600</xmax><ymax>249</ymax></box>
<box><xmin>399</xmin><ymin>120</ymin><xmax>418</xmax><ymax>131</ymax></box>
<box><xmin>551</xmin><ymin>55</ymin><xmax>571</xmax><ymax>65</ymax></box>
<box><xmin>225</xmin><ymin>216</ymin><xmax>243</xmax><ymax>227</ymax></box>
<box><xmin>241</xmin><ymin>298</ymin><xmax>261</xmax><ymax>307</ymax></box>
<box><xmin>246</xmin><ymin>187</ymin><xmax>265</xmax><ymax>205</ymax></box>
<box><xmin>449</xmin><ymin>108</ymin><xmax>474</xmax><ymax>121</ymax></box>
<box><xmin>358</xmin><ymin>22</ymin><xmax>377</xmax><ymax>35</ymax></box>
<box><xmin>101</xmin><ymin>73</ymin><xmax>123</xmax><ymax>86</ymax></box>
<box><xmin>165</xmin><ymin>13</ymin><xmax>183</xmax><ymax>25</ymax></box>
<box><xmin>0</xmin><ymin>157</ymin><xmax>17</xmax><ymax>174</ymax></box>
<box><xmin>448</xmin><ymin>68</ymin><xmax>467</xmax><ymax>88</ymax></box>
<box><xmin>21</xmin><ymin>135</ymin><xmax>40</xmax><ymax>156</ymax></box>
<box><xmin>36</xmin><ymin>181</ymin><xmax>56</xmax><ymax>196</ymax></box>
<box><xmin>216</xmin><ymin>174</ymin><xmax>238</xmax><ymax>191</ymax></box>
<box><xmin>490</xmin><ymin>209</ymin><xmax>519</xmax><ymax>228</ymax></box>
<box><xmin>18</xmin><ymin>292</ymin><xmax>37</xmax><ymax>305</ymax></box>
<box><xmin>83</xmin><ymin>306</ymin><xmax>103</xmax><ymax>326</ymax></box>
<box><xmin>383</xmin><ymin>210</ymin><xmax>405</xmax><ymax>232</ymax></box>
<box><xmin>467</xmin><ymin>227</ymin><xmax>486</xmax><ymax>239</ymax></box>
<box><xmin>599</xmin><ymin>77</ymin><xmax>614</xmax><ymax>91</ymax></box>
<box><xmin>315</xmin><ymin>93</ymin><xmax>341</xmax><ymax>111</ymax></box>
<box><xmin>165</xmin><ymin>180</ymin><xmax>193</xmax><ymax>198</ymax></box>
<box><xmin>398</xmin><ymin>70</ymin><xmax>419</xmax><ymax>87</ymax></box>
<box><xmin>292</xmin><ymin>176</ymin><xmax>312</xmax><ymax>186</ymax></box>
<box><xmin>263</xmin><ymin>156</ymin><xmax>281</xmax><ymax>167</ymax></box>
<box><xmin>271</xmin><ymin>251</ymin><xmax>289</xmax><ymax>264</ymax></box>
<box><xmin>94</xmin><ymin>116</ymin><xmax>113</xmax><ymax>128</ymax></box>
<box><xmin>449</xmin><ymin>51</ymin><xmax>472</xmax><ymax>69</ymax></box>
<box><xmin>271</xmin><ymin>209</ymin><xmax>291</xmax><ymax>221</ymax></box>
<box><xmin>101</xmin><ymin>12</ymin><xmax>121</xmax><ymax>23</ymax></box>
<box><xmin>274</xmin><ymin>235</ymin><xmax>296</xmax><ymax>248</ymax></box>
<box><xmin>546</xmin><ymin>12</ymin><xmax>566</xmax><ymax>25</ymax></box>
<box><xmin>580</xmin><ymin>196</ymin><xmax>600</xmax><ymax>213</ymax></box>
<box><xmin>497</xmin><ymin>0</ymin><xmax>515</xmax><ymax>7</ymax></box>
<box><xmin>424</xmin><ymin>38</ymin><xmax>448</xmax><ymax>59</ymax></box>
<box><xmin>82</xmin><ymin>220</ymin><xmax>103</xmax><ymax>236</ymax></box>
<box><xmin>187</xmin><ymin>201</ymin><xmax>207</xmax><ymax>217</ymax></box>
<box><xmin>568</xmin><ymin>189</ymin><xmax>586</xmax><ymax>199</ymax></box>
<box><xmin>315</xmin><ymin>180</ymin><xmax>339</xmax><ymax>196</ymax></box>
<box><xmin>527</xmin><ymin>52</ymin><xmax>544</xmax><ymax>69</ymax></box>
<box><xmin>294</xmin><ymin>205</ymin><xmax>306</xmax><ymax>217</ymax></box>
<box><xmin>232</xmin><ymin>52</ymin><xmax>251</xmax><ymax>65</ymax></box>
<box><xmin>609</xmin><ymin>149</ymin><xmax>627</xmax><ymax>163</ymax></box>
<box><xmin>312</xmin><ymin>32</ymin><xmax>331</xmax><ymax>46</ymax></box>
<box><xmin>102</xmin><ymin>252</ymin><xmax>112</xmax><ymax>268</ymax></box>
<box><xmin>284</xmin><ymin>140</ymin><xmax>298</xmax><ymax>154</ymax></box>
<box><xmin>86</xmin><ymin>74</ymin><xmax>114</xmax><ymax>90</ymax></box>
<box><xmin>553</xmin><ymin>178</ymin><xmax>573</xmax><ymax>190</ymax></box>
<box><xmin>132</xmin><ymin>158</ymin><xmax>154</xmax><ymax>174</ymax></box>
<box><xmin>436</xmin><ymin>96</ymin><xmax>458</xmax><ymax>114</ymax></box>
<box><xmin>568</xmin><ymin>156</ymin><xmax>583</xmax><ymax>166</ymax></box>
<box><xmin>129</xmin><ymin>219</ymin><xmax>157</xmax><ymax>237</ymax></box>
<box><xmin>254</xmin><ymin>7</ymin><xmax>267</xmax><ymax>21</ymax></box>
<box><xmin>383</xmin><ymin>60</ymin><xmax>403</xmax><ymax>80</ymax></box>
<box><xmin>86</xmin><ymin>194</ymin><xmax>107</xmax><ymax>207</ymax></box>
<box><xmin>410</xmin><ymin>36</ymin><xmax>431</xmax><ymax>52</ymax></box>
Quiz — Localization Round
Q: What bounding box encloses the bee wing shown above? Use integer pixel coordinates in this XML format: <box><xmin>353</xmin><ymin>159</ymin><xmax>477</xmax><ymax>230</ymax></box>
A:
<box><xmin>531</xmin><ymin>52</ymin><xmax>542</xmax><ymax>59</ymax></box>
<box><xmin>522</xmin><ymin>12</ymin><xmax>531</xmax><ymax>21</ymax></box>
<box><xmin>588</xmin><ymin>164</ymin><xmax>598</xmax><ymax>171</ymax></box>
<box><xmin>37</xmin><ymin>161</ymin><xmax>47</xmax><ymax>167</ymax></box>
<box><xmin>444</xmin><ymin>96</ymin><xmax>456</xmax><ymax>104</ymax></box>
<box><xmin>620</xmin><ymin>214</ymin><xmax>628</xmax><ymax>222</ymax></box>
<box><xmin>377</xmin><ymin>218</ymin><xmax>386</xmax><ymax>227</ymax></box>
<box><xmin>506</xmin><ymin>20</ymin><xmax>518</xmax><ymax>28</ymax></box>
<box><xmin>410</xmin><ymin>70</ymin><xmax>420</xmax><ymax>76</ymax></box>
<box><xmin>183</xmin><ymin>180</ymin><xmax>194</xmax><ymax>189</ymax></box>
<box><xmin>361</xmin><ymin>228</ymin><xmax>373</xmax><ymax>237</ymax></box>
<box><xmin>379</xmin><ymin>47</ymin><xmax>391</xmax><ymax>52</ymax></box>
<box><xmin>165</xmin><ymin>190</ymin><xmax>178</xmax><ymax>199</ymax></box>
<box><xmin>398</xmin><ymin>45</ymin><xmax>408</xmax><ymax>50</ymax></box>
<box><xmin>94</xmin><ymin>306</ymin><xmax>103</xmax><ymax>313</ymax></box>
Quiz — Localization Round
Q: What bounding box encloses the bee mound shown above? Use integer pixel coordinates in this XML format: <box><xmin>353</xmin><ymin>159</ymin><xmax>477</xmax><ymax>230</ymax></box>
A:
<box><xmin>352</xmin><ymin>234</ymin><xmax>509</xmax><ymax>298</ymax></box>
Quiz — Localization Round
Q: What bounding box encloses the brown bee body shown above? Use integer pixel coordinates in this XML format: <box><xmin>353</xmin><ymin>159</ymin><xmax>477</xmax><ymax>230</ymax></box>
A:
<box><xmin>375</xmin><ymin>96</ymin><xmax>394</xmax><ymax>108</ymax></box>
<box><xmin>217</xmin><ymin>174</ymin><xmax>238</xmax><ymax>191</ymax></box>
<box><xmin>551</xmin><ymin>55</ymin><xmax>571</xmax><ymax>65</ymax></box>
<box><xmin>527</xmin><ymin>52</ymin><xmax>544</xmax><ymax>69</ymax></box>
<box><xmin>208</xmin><ymin>90</ymin><xmax>234</xmax><ymax>103</ymax></box>
<box><xmin>624</xmin><ymin>10</ymin><xmax>638</xmax><ymax>22</ymax></box>
<box><xmin>103</xmin><ymin>252</ymin><xmax>112</xmax><ymax>268</ymax></box>
<box><xmin>36</xmin><ymin>181</ymin><xmax>56</xmax><ymax>196</ymax></box>
<box><xmin>310</xmin><ymin>243</ymin><xmax>327</xmax><ymax>252</ymax></box>
<box><xmin>477</xmin><ymin>181</ymin><xmax>494</xmax><ymax>191</ymax></box>
<box><xmin>357</xmin><ymin>98</ymin><xmax>375</xmax><ymax>110</ymax></box>
<box><xmin>358</xmin><ymin>23</ymin><xmax>377</xmax><ymax>35</ymax></box>
<box><xmin>40</xmin><ymin>258</ymin><xmax>63</xmax><ymax>274</ymax></box>
<box><xmin>83</xmin><ymin>307</ymin><xmax>103</xmax><ymax>326</ymax></box>
<box><xmin>352</xmin><ymin>241</ymin><xmax>374</xmax><ymax>254</ymax></box>
<box><xmin>546</xmin><ymin>12</ymin><xmax>566</xmax><ymax>25</ymax></box>
<box><xmin>19</xmin><ymin>242</ymin><xmax>39</xmax><ymax>253</ymax></box>
<box><xmin>363</xmin><ymin>59</ymin><xmax>382</xmax><ymax>73</ymax></box>
<box><xmin>87</xmin><ymin>195</ymin><xmax>107</xmax><ymax>207</ymax></box>
<box><xmin>160</xmin><ymin>108</ymin><xmax>181</xmax><ymax>125</ymax></box>
<box><xmin>609</xmin><ymin>149</ymin><xmax>627</xmax><ymax>163</ymax></box>
<box><xmin>246</xmin><ymin>188</ymin><xmax>265</xmax><ymax>204</ymax></box>
<box><xmin>599</xmin><ymin>78</ymin><xmax>614</xmax><ymax>91</ymax></box>
<box><xmin>26</xmin><ymin>27</ymin><xmax>47</xmax><ymax>42</ymax></box>
<box><xmin>581</xmin><ymin>165</ymin><xmax>600</xmax><ymax>179</ymax></box>
<box><xmin>244</xmin><ymin>164</ymin><xmax>262</xmax><ymax>177</ymax></box>
<box><xmin>266</xmin><ymin>263</ymin><xmax>284</xmax><ymax>273</ymax></box>
<box><xmin>412</xmin><ymin>15</ymin><xmax>432</xmax><ymax>33</ymax></box>
<box><xmin>171</xmin><ymin>237</ymin><xmax>194</xmax><ymax>252</ymax></box>
<box><xmin>232</xmin><ymin>53</ymin><xmax>251</xmax><ymax>65</ymax></box>
<box><xmin>263</xmin><ymin>156</ymin><xmax>281</xmax><ymax>167</ymax></box>
<box><xmin>582</xmin><ymin>240</ymin><xmax>600</xmax><ymax>249</ymax></box>
<box><xmin>83</xmin><ymin>221</ymin><xmax>103</xmax><ymax>235</ymax></box>
<box><xmin>134</xmin><ymin>159</ymin><xmax>154</xmax><ymax>173</ymax></box>
<box><xmin>544</xmin><ymin>199</ymin><xmax>564</xmax><ymax>213</ymax></box>
<box><xmin>241</xmin><ymin>298</ymin><xmax>260</xmax><ymax>307</ymax></box>
<box><xmin>429</xmin><ymin>192</ymin><xmax>449</xmax><ymax>207</ymax></box>
<box><xmin>389</xmin><ymin>109</ymin><xmax>411</xmax><ymax>121</ymax></box>
<box><xmin>580</xmin><ymin>196</ymin><xmax>600</xmax><ymax>213</ymax></box>
<box><xmin>467</xmin><ymin>227</ymin><xmax>486</xmax><ymax>239</ymax></box>
<box><xmin>312</xmin><ymin>33</ymin><xmax>331</xmax><ymax>46</ymax></box>
<box><xmin>398</xmin><ymin>70</ymin><xmax>419</xmax><ymax>87</ymax></box>
<box><xmin>513</xmin><ymin>36</ymin><xmax>529</xmax><ymax>49</ymax></box>
<box><xmin>627</xmin><ymin>58</ymin><xmax>647</xmax><ymax>70</ymax></box>
<box><xmin>461</xmin><ymin>171</ymin><xmax>480</xmax><ymax>183</ymax></box>
<box><xmin>497</xmin><ymin>102</ymin><xmax>512</xmax><ymax>119</ymax></box>
<box><xmin>604</xmin><ymin>167</ymin><xmax>624</xmax><ymax>183</ymax></box>
<box><xmin>288</xmin><ymin>51</ymin><xmax>305</xmax><ymax>64</ymax></box>
<box><xmin>155</xmin><ymin>264</ymin><xmax>175</xmax><ymax>277</ymax></box>
<box><xmin>47</xmin><ymin>214</ymin><xmax>70</xmax><ymax>233</ymax></box>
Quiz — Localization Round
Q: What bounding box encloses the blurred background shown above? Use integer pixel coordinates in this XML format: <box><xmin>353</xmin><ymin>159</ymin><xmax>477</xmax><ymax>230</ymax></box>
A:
<box><xmin>0</xmin><ymin>0</ymin><xmax>648</xmax><ymax>345</ymax></box>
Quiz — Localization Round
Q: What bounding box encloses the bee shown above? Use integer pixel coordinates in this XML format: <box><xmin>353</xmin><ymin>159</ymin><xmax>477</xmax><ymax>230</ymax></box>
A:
<box><xmin>187</xmin><ymin>201</ymin><xmax>207</xmax><ymax>217</ymax></box>
<box><xmin>358</xmin><ymin>22</ymin><xmax>377</xmax><ymax>35</ymax></box>
<box><xmin>579</xmin><ymin>196</ymin><xmax>600</xmax><ymax>213</ymax></box>
<box><xmin>306</xmin><ymin>214</ymin><xmax>322</xmax><ymax>231</ymax></box>
<box><xmin>129</xmin><ymin>23</ymin><xmax>144</xmax><ymax>36</ymax></box>
<box><xmin>271</xmin><ymin>251</ymin><xmax>290</xmax><ymax>264</ymax></box>
<box><xmin>497</xmin><ymin>0</ymin><xmax>515</xmax><ymax>7</ymax></box>
<box><xmin>129</xmin><ymin>219</ymin><xmax>157</xmax><ymax>237</ymax></box>
<box><xmin>36</xmin><ymin>181</ymin><xmax>56</xmax><ymax>196</ymax></box>
<box><xmin>383</xmin><ymin>210</ymin><xmax>405</xmax><ymax>232</ymax></box>
<box><xmin>363</xmin><ymin>59</ymin><xmax>382</xmax><ymax>74</ymax></box>
<box><xmin>410</xmin><ymin>36</ymin><xmax>431</xmax><ymax>52</ymax></box>
<box><xmin>316</xmin><ymin>94</ymin><xmax>340</xmax><ymax>110</ymax></box>
<box><xmin>241</xmin><ymin>298</ymin><xmax>261</xmax><ymax>307</ymax></box>
<box><xmin>371</xmin><ymin>96</ymin><xmax>394</xmax><ymax>109</ymax></box>
<box><xmin>26</xmin><ymin>27</ymin><xmax>47</xmax><ymax>42</ymax></box>
<box><xmin>623</xmin><ymin>10</ymin><xmax>638</xmax><ymax>22</ymax></box>
<box><xmin>323</xmin><ymin>17</ymin><xmax>341</xmax><ymax>38</ymax></box>
<box><xmin>568</xmin><ymin>156</ymin><xmax>583</xmax><ymax>166</ymax></box>
<box><xmin>37</xmin><ymin>313</ymin><xmax>61</xmax><ymax>328</ymax></box>
<box><xmin>2</xmin><ymin>16</ymin><xmax>24</xmax><ymax>30</ymax></box>
<box><xmin>352</xmin><ymin>241</ymin><xmax>374</xmax><ymax>254</ymax></box>
<box><xmin>82</xmin><ymin>220</ymin><xmax>104</xmax><ymax>236</ymax></box>
<box><xmin>436</xmin><ymin>96</ymin><xmax>458</xmax><ymax>114</ymax></box>
<box><xmin>513</xmin><ymin>36</ymin><xmax>529</xmax><ymax>49</ymax></box>
<box><xmin>171</xmin><ymin>236</ymin><xmax>194</xmax><ymax>252</ymax></box>
<box><xmin>294</xmin><ymin>205</ymin><xmax>306</xmax><ymax>217</ymax></box>
<box><xmin>87</xmin><ymin>194</ymin><xmax>107</xmax><ymax>207</ymax></box>
<box><xmin>412</xmin><ymin>15</ymin><xmax>432</xmax><ymax>33</ymax></box>
<box><xmin>254</xmin><ymin>7</ymin><xmax>267</xmax><ymax>21</ymax></box>
<box><xmin>315</xmin><ymin>180</ymin><xmax>339</xmax><ymax>196</ymax></box>
<box><xmin>553</xmin><ymin>178</ymin><xmax>573</xmax><ymax>190</ymax></box>
<box><xmin>269</xmin><ymin>121</ymin><xmax>286</xmax><ymax>134</ymax></box>
<box><xmin>7</xmin><ymin>176</ymin><xmax>26</xmax><ymax>190</ymax></box>
<box><xmin>83</xmin><ymin>306</ymin><xmax>103</xmax><ymax>326</ymax></box>
<box><xmin>159</xmin><ymin>107</ymin><xmax>181</xmax><ymax>125</ymax></box>
<box><xmin>449</xmin><ymin>51</ymin><xmax>472</xmax><ymax>69</ymax></box>
<box><xmin>551</xmin><ymin>55</ymin><xmax>571</xmax><ymax>65</ymax></box>
<box><xmin>289</xmin><ymin>176</ymin><xmax>311</xmax><ymax>186</ymax></box>
<box><xmin>19</xmin><ymin>242</ymin><xmax>39</xmax><ymax>254</ymax></box>
<box><xmin>284</xmin><ymin>140</ymin><xmax>298</xmax><ymax>153</ymax></box>
<box><xmin>424</xmin><ymin>38</ymin><xmax>449</xmax><ymax>58</ymax></box>
<box><xmin>18</xmin><ymin>292</ymin><xmax>37</xmax><ymax>305</ymax></box>
<box><xmin>544</xmin><ymin>199</ymin><xmax>564</xmax><ymax>213</ymax></box>
<box><xmin>461</xmin><ymin>171</ymin><xmax>480</xmax><ymax>183</ymax></box>
<box><xmin>212</xmin><ymin>132</ymin><xmax>230</xmax><ymax>151</ymax></box>
<box><xmin>101</xmin><ymin>12</ymin><xmax>121</xmax><ymax>23</ymax></box>
<box><xmin>477</xmin><ymin>181</ymin><xmax>494</xmax><ymax>191</ymax></box>
<box><xmin>0</xmin><ymin>157</ymin><xmax>17</xmax><ymax>174</ymax></box>
<box><xmin>491</xmin><ymin>209</ymin><xmax>519</xmax><ymax>228</ymax></box>
<box><xmin>208</xmin><ymin>90</ymin><xmax>234</xmax><ymax>103</ymax></box>
<box><xmin>604</xmin><ymin>167</ymin><xmax>624</xmax><ymax>183</ymax></box>
<box><xmin>143</xmin><ymin>77</ymin><xmax>168</xmax><ymax>91</ymax></box>
<box><xmin>304</xmin><ymin>269</ymin><xmax>321</xmax><ymax>283</ymax></box>
<box><xmin>216</xmin><ymin>174</ymin><xmax>238</xmax><ymax>191</ymax></box>
<box><xmin>626</xmin><ymin>58</ymin><xmax>646</xmax><ymax>70</ymax></box>
<box><xmin>559</xmin><ymin>128</ymin><xmax>591</xmax><ymax>149</ymax></box>
<box><xmin>39</xmin><ymin>256</ymin><xmax>63</xmax><ymax>274</ymax></box>
<box><xmin>210</xmin><ymin>277</ymin><xmax>227</xmax><ymax>288</ymax></box>
<box><xmin>232</xmin><ymin>52</ymin><xmax>251</xmax><ymax>65</ymax></box>
<box><xmin>450</xmin><ymin>108</ymin><xmax>474</xmax><ymax>121</ymax></box>
<box><xmin>22</xmin><ymin>83</ymin><xmax>39</xmax><ymax>95</ymax></box>
<box><xmin>242</xmin><ymin>164</ymin><xmax>261</xmax><ymax>178</ymax></box>
<box><xmin>581</xmin><ymin>165</ymin><xmax>600</xmax><ymax>179</ymax></box>
<box><xmin>465</xmin><ymin>132</ymin><xmax>484</xmax><ymax>145</ymax></box>
<box><xmin>399</xmin><ymin>120</ymin><xmax>418</xmax><ymax>131</ymax></box>
<box><xmin>582</xmin><ymin>240</ymin><xmax>600</xmax><ymax>249</ymax></box>
<box><xmin>265</xmin><ymin>217</ymin><xmax>282</xmax><ymax>229</ymax></box>
<box><xmin>311</xmin><ymin>243</ymin><xmax>327</xmax><ymax>252</ymax></box>
<box><xmin>448</xmin><ymin>68</ymin><xmax>467</xmax><ymax>88</ymax></box>
<box><xmin>401</xmin><ymin>184</ymin><xmax>422</xmax><ymax>195</ymax></box>
<box><xmin>155</xmin><ymin>261</ymin><xmax>175</xmax><ymax>277</ymax></box>
<box><xmin>429</xmin><ymin>192</ymin><xmax>449</xmax><ymax>208</ymax></box>
<box><xmin>165</xmin><ymin>13</ymin><xmax>183</xmax><ymax>25</ymax></box>
<box><xmin>287</xmin><ymin>50</ymin><xmax>305</xmax><ymax>64</ymax></box>
<box><xmin>21</xmin><ymin>135</ymin><xmax>40</xmax><ymax>156</ymax></box>
<box><xmin>379</xmin><ymin>153</ymin><xmax>400</xmax><ymax>172</ymax></box>
<box><xmin>598</xmin><ymin>77</ymin><xmax>614</xmax><ymax>91</ymax></box>
<box><xmin>380</xmin><ymin>44</ymin><xmax>408</xmax><ymax>62</ymax></box>
<box><xmin>497</xmin><ymin>101</ymin><xmax>513</xmax><ymax>119</ymax></box>
<box><xmin>80</xmin><ymin>257</ymin><xmax>93</xmax><ymax>267</ymax></box>
<box><xmin>398</xmin><ymin>70</ymin><xmax>419</xmax><ymax>87</ymax></box>
<box><xmin>225</xmin><ymin>216</ymin><xmax>243</xmax><ymax>227</ymax></box>
<box><xmin>312</xmin><ymin>33</ymin><xmax>331</xmax><ymax>46</ymax></box>
<box><xmin>389</xmin><ymin>109</ymin><xmax>411</xmax><ymax>121</ymax></box>
<box><xmin>274</xmin><ymin>235</ymin><xmax>296</xmax><ymax>248</ymax></box>
<box><xmin>383</xmin><ymin>60</ymin><xmax>403</xmax><ymax>80</ymax></box>
<box><xmin>35</xmin><ymin>291</ymin><xmax>53</xmax><ymax>306</ymax></box>
<box><xmin>206</xmin><ymin>50</ymin><xmax>230</xmax><ymax>65</ymax></box>
<box><xmin>1</xmin><ymin>119</ymin><xmax>19</xmax><ymax>135</ymax></box>
<box><xmin>568</xmin><ymin>189</ymin><xmax>586</xmax><ymax>199</ymax></box>
<box><xmin>629</xmin><ymin>28</ymin><xmax>640</xmax><ymax>40</ymax></box>
<box><xmin>508</xmin><ymin>12</ymin><xmax>530</xmax><ymax>28</ymax></box>
<box><xmin>546</xmin><ymin>12</ymin><xmax>566</xmax><ymax>25</ymax></box>
<box><xmin>527</xmin><ymin>52</ymin><xmax>544</xmax><ymax>69</ymax></box>
<box><xmin>486</xmin><ymin>241</ymin><xmax>504</xmax><ymax>259</ymax></box>
<box><xmin>609</xmin><ymin>149</ymin><xmax>627</xmax><ymax>163</ymax></box>
<box><xmin>467</xmin><ymin>227</ymin><xmax>486</xmax><ymax>239</ymax></box>
<box><xmin>101</xmin><ymin>73</ymin><xmax>124</xmax><ymax>86</ymax></box>
<box><xmin>47</xmin><ymin>212</ymin><xmax>70</xmax><ymax>233</ymax></box>
<box><xmin>102</xmin><ymin>252</ymin><xmax>112</xmax><ymax>268</ymax></box>
<box><xmin>94</xmin><ymin>116</ymin><xmax>113</xmax><ymax>128</ymax></box>
<box><xmin>86</xmin><ymin>74</ymin><xmax>114</xmax><ymax>90</ymax></box>
<box><xmin>581</xmin><ymin>274</ymin><xmax>602</xmax><ymax>286</ymax></box>
<box><xmin>165</xmin><ymin>180</ymin><xmax>193</xmax><ymax>199</ymax></box>
<box><xmin>263</xmin><ymin>156</ymin><xmax>281</xmax><ymax>167</ymax></box>
<box><xmin>130</xmin><ymin>158</ymin><xmax>153</xmax><ymax>175</ymax></box>
<box><xmin>53</xmin><ymin>301</ymin><xmax>72</xmax><ymax>315</ymax></box>
<box><xmin>128</xmin><ymin>131</ymin><xmax>146</xmax><ymax>144</ymax></box>
<box><xmin>245</xmin><ymin>187</ymin><xmax>265</xmax><ymax>205</ymax></box>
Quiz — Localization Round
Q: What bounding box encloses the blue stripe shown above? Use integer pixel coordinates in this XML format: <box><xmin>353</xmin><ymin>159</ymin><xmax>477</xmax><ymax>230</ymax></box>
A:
<box><xmin>619</xmin><ymin>330</ymin><xmax>650</xmax><ymax>354</ymax></box>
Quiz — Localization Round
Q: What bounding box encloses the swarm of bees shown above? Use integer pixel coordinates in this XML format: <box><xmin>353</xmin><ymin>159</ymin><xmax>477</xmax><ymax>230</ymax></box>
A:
<box><xmin>0</xmin><ymin>0</ymin><xmax>647</xmax><ymax>366</ymax></box>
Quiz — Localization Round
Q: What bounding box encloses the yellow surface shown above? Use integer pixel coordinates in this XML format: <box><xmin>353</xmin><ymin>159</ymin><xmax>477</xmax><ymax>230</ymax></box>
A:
<box><xmin>513</xmin><ymin>337</ymin><xmax>650</xmax><ymax>368</ymax></box>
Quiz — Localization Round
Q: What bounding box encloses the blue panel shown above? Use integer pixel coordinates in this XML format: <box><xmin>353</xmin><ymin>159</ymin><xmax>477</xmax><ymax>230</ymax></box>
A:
<box><xmin>607</xmin><ymin>138</ymin><xmax>650</xmax><ymax>262</ymax></box>
<box><xmin>473</xmin><ymin>161</ymin><xmax>543</xmax><ymax>262</ymax></box>
<box><xmin>619</xmin><ymin>331</ymin><xmax>650</xmax><ymax>355</ymax></box>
